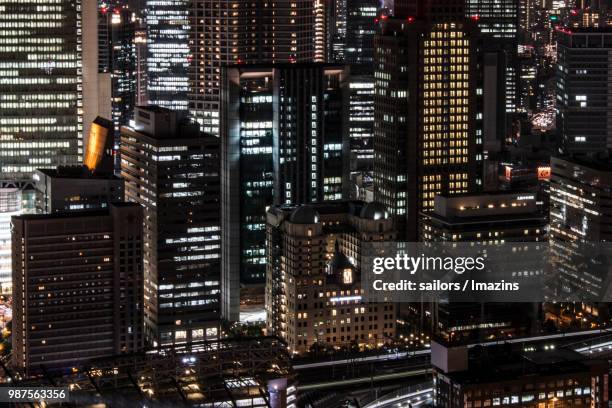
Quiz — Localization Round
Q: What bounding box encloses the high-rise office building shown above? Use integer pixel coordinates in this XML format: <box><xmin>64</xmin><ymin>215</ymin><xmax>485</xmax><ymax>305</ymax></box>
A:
<box><xmin>188</xmin><ymin>0</ymin><xmax>315</xmax><ymax>135</ymax></box>
<box><xmin>220</xmin><ymin>64</ymin><xmax>349</xmax><ymax>321</ymax></box>
<box><xmin>467</xmin><ymin>0</ymin><xmax>520</xmax><ymax>114</ymax></box>
<box><xmin>314</xmin><ymin>0</ymin><xmax>327</xmax><ymax>62</ymax></box>
<box><xmin>519</xmin><ymin>0</ymin><xmax>535</xmax><ymax>38</ymax></box>
<box><xmin>549</xmin><ymin>156</ymin><xmax>612</xmax><ymax>309</ymax></box>
<box><xmin>0</xmin><ymin>0</ymin><xmax>102</xmax><ymax>181</ymax></box>
<box><xmin>347</xmin><ymin>72</ymin><xmax>376</xmax><ymax>199</ymax></box>
<box><xmin>373</xmin><ymin>8</ymin><xmax>484</xmax><ymax>240</ymax></box>
<box><xmin>121</xmin><ymin>107</ymin><xmax>221</xmax><ymax>345</ymax></box>
<box><xmin>420</xmin><ymin>192</ymin><xmax>547</xmax><ymax>343</ymax></box>
<box><xmin>550</xmin><ymin>156</ymin><xmax>612</xmax><ymax>242</ymax></box>
<box><xmin>556</xmin><ymin>28</ymin><xmax>612</xmax><ymax>155</ymax></box>
<box><xmin>344</xmin><ymin>0</ymin><xmax>379</xmax><ymax>65</ymax></box>
<box><xmin>322</xmin><ymin>0</ymin><xmax>379</xmax><ymax>197</ymax></box>
<box><xmin>266</xmin><ymin>201</ymin><xmax>396</xmax><ymax>354</ymax></box>
<box><xmin>146</xmin><ymin>0</ymin><xmax>190</xmax><ymax>110</ymax></box>
<box><xmin>99</xmin><ymin>3</ymin><xmax>143</xmax><ymax>136</ymax></box>
<box><xmin>518</xmin><ymin>45</ymin><xmax>537</xmax><ymax>113</ymax></box>
<box><xmin>12</xmin><ymin>203</ymin><xmax>144</xmax><ymax>375</ymax></box>
<box><xmin>260</xmin><ymin>1</ymin><xmax>315</xmax><ymax>63</ymax></box>
<box><xmin>421</xmin><ymin>192</ymin><xmax>548</xmax><ymax>242</ymax></box>
<box><xmin>328</xmin><ymin>0</ymin><xmax>348</xmax><ymax>62</ymax></box>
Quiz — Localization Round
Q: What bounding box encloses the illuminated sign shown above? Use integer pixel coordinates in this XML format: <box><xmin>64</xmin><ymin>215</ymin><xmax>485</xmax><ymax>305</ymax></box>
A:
<box><xmin>537</xmin><ymin>166</ymin><xmax>551</xmax><ymax>181</ymax></box>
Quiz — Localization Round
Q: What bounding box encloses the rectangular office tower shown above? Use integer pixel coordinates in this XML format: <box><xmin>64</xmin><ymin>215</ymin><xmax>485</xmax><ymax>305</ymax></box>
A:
<box><xmin>12</xmin><ymin>203</ymin><xmax>144</xmax><ymax>375</ymax></box>
<box><xmin>329</xmin><ymin>0</ymin><xmax>378</xmax><ymax>199</ymax></box>
<box><xmin>189</xmin><ymin>0</ymin><xmax>315</xmax><ymax>135</ymax></box>
<box><xmin>420</xmin><ymin>192</ymin><xmax>547</xmax><ymax>343</ymax></box>
<box><xmin>556</xmin><ymin>28</ymin><xmax>612</xmax><ymax>155</ymax></box>
<box><xmin>266</xmin><ymin>201</ymin><xmax>396</xmax><ymax>354</ymax></box>
<box><xmin>466</xmin><ymin>0</ymin><xmax>519</xmax><ymax>114</ymax></box>
<box><xmin>146</xmin><ymin>0</ymin><xmax>190</xmax><ymax>110</ymax></box>
<box><xmin>549</xmin><ymin>156</ymin><xmax>612</xmax><ymax>325</ymax></box>
<box><xmin>0</xmin><ymin>0</ymin><xmax>100</xmax><ymax>181</ymax></box>
<box><xmin>121</xmin><ymin>107</ymin><xmax>220</xmax><ymax>345</ymax></box>
<box><xmin>374</xmin><ymin>13</ymin><xmax>484</xmax><ymax>240</ymax></box>
<box><xmin>220</xmin><ymin>64</ymin><xmax>349</xmax><ymax>321</ymax></box>
<box><xmin>325</xmin><ymin>0</ymin><xmax>384</xmax><ymax>63</ymax></box>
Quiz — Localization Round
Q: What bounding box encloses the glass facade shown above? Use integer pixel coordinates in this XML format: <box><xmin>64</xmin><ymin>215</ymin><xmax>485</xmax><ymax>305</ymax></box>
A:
<box><xmin>146</xmin><ymin>0</ymin><xmax>189</xmax><ymax>110</ymax></box>
<box><xmin>0</xmin><ymin>187</ymin><xmax>21</xmax><ymax>294</ymax></box>
<box><xmin>0</xmin><ymin>0</ymin><xmax>82</xmax><ymax>181</ymax></box>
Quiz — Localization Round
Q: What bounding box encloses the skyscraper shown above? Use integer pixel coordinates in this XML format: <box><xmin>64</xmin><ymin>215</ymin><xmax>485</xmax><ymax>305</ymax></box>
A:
<box><xmin>0</xmin><ymin>0</ymin><xmax>100</xmax><ymax>180</ymax></box>
<box><xmin>556</xmin><ymin>28</ymin><xmax>612</xmax><ymax>155</ymax></box>
<box><xmin>420</xmin><ymin>192</ymin><xmax>547</xmax><ymax>343</ymax></box>
<box><xmin>220</xmin><ymin>64</ymin><xmax>349</xmax><ymax>321</ymax></box>
<box><xmin>146</xmin><ymin>0</ymin><xmax>190</xmax><ymax>110</ymax></box>
<box><xmin>544</xmin><ymin>155</ymin><xmax>612</xmax><ymax>329</ymax></box>
<box><xmin>344</xmin><ymin>0</ymin><xmax>379</xmax><ymax>65</ymax></box>
<box><xmin>342</xmin><ymin>1</ymin><xmax>379</xmax><ymax>198</ymax></box>
<box><xmin>466</xmin><ymin>0</ymin><xmax>520</xmax><ymax>114</ymax></box>
<box><xmin>121</xmin><ymin>106</ymin><xmax>221</xmax><ymax>345</ymax></box>
<box><xmin>99</xmin><ymin>3</ymin><xmax>143</xmax><ymax>136</ymax></box>
<box><xmin>373</xmin><ymin>7</ymin><xmax>484</xmax><ymax>240</ymax></box>
<box><xmin>328</xmin><ymin>0</ymin><xmax>348</xmax><ymax>62</ymax></box>
<box><xmin>188</xmin><ymin>0</ymin><xmax>315</xmax><ymax>135</ymax></box>
<box><xmin>347</xmin><ymin>72</ymin><xmax>376</xmax><ymax>199</ymax></box>
<box><xmin>12</xmin><ymin>203</ymin><xmax>144</xmax><ymax>375</ymax></box>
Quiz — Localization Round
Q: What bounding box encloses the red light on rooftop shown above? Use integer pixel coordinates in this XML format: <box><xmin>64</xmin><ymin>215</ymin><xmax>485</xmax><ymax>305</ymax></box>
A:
<box><xmin>381</xmin><ymin>14</ymin><xmax>388</xmax><ymax>20</ymax></box>
<box><xmin>470</xmin><ymin>15</ymin><xmax>480</xmax><ymax>21</ymax></box>
<box><xmin>374</xmin><ymin>17</ymin><xmax>380</xmax><ymax>23</ymax></box>
<box><xmin>407</xmin><ymin>16</ymin><xmax>415</xmax><ymax>23</ymax></box>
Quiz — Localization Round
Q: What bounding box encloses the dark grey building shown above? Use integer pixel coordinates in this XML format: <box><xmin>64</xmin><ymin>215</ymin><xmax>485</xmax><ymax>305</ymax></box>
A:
<box><xmin>326</xmin><ymin>0</ymin><xmax>380</xmax><ymax>65</ymax></box>
<box><xmin>121</xmin><ymin>107</ymin><xmax>221</xmax><ymax>344</ymax></box>
<box><xmin>347</xmin><ymin>72</ymin><xmax>376</xmax><ymax>199</ymax></box>
<box><xmin>556</xmin><ymin>28</ymin><xmax>612</xmax><ymax>155</ymax></box>
<box><xmin>12</xmin><ymin>203</ymin><xmax>144</xmax><ymax>375</ymax></box>
<box><xmin>220</xmin><ymin>64</ymin><xmax>349</xmax><ymax>321</ymax></box>
<box><xmin>33</xmin><ymin>168</ymin><xmax>123</xmax><ymax>214</ymax></box>
<box><xmin>467</xmin><ymin>0</ymin><xmax>520</xmax><ymax>114</ymax></box>
<box><xmin>420</xmin><ymin>192</ymin><xmax>547</xmax><ymax>344</ymax></box>
<box><xmin>549</xmin><ymin>156</ymin><xmax>612</xmax><ymax>310</ymax></box>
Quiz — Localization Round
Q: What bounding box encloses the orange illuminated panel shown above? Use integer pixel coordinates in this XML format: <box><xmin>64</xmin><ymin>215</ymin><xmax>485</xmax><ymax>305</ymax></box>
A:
<box><xmin>537</xmin><ymin>166</ymin><xmax>551</xmax><ymax>181</ymax></box>
<box><xmin>84</xmin><ymin>121</ymin><xmax>110</xmax><ymax>172</ymax></box>
<box><xmin>504</xmin><ymin>166</ymin><xmax>512</xmax><ymax>181</ymax></box>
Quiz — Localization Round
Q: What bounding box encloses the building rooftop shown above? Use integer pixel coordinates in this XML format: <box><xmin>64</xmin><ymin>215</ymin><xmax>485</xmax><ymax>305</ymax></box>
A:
<box><xmin>35</xmin><ymin>166</ymin><xmax>121</xmax><ymax>180</ymax></box>
<box><xmin>13</xmin><ymin>202</ymin><xmax>139</xmax><ymax>221</ymax></box>
<box><xmin>557</xmin><ymin>26</ymin><xmax>612</xmax><ymax>34</ymax></box>
<box><xmin>554</xmin><ymin>154</ymin><xmax>612</xmax><ymax>173</ymax></box>
<box><xmin>446</xmin><ymin>345</ymin><xmax>606</xmax><ymax>385</ymax></box>
<box><xmin>272</xmin><ymin>200</ymin><xmax>389</xmax><ymax>221</ymax></box>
